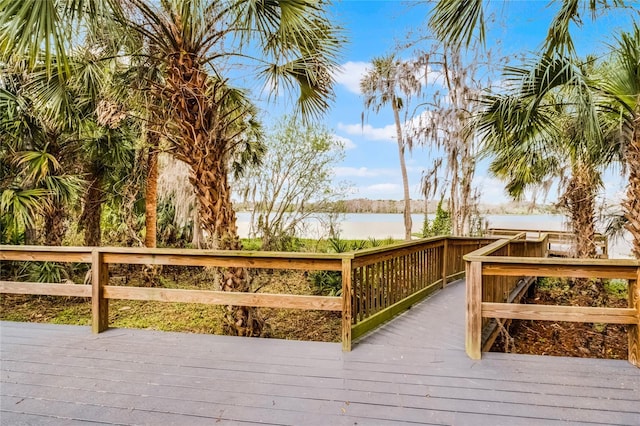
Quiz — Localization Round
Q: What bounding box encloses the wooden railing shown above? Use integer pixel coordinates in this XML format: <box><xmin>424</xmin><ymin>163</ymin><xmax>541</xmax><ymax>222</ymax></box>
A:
<box><xmin>487</xmin><ymin>227</ymin><xmax>608</xmax><ymax>258</ymax></box>
<box><xmin>0</xmin><ymin>246</ymin><xmax>348</xmax><ymax>341</ymax></box>
<box><xmin>348</xmin><ymin>236</ymin><xmax>498</xmax><ymax>340</ymax></box>
<box><xmin>1</xmin><ymin>237</ymin><xmax>500</xmax><ymax>351</ymax></box>
<box><xmin>464</xmin><ymin>235</ymin><xmax>640</xmax><ymax>368</ymax></box>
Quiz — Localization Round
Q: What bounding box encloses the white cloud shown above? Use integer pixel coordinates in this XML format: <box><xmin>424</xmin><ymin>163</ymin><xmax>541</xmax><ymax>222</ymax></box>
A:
<box><xmin>416</xmin><ymin>64</ymin><xmax>446</xmax><ymax>87</ymax></box>
<box><xmin>335</xmin><ymin>61</ymin><xmax>371</xmax><ymax>94</ymax></box>
<box><xmin>358</xmin><ymin>183</ymin><xmax>403</xmax><ymax>199</ymax></box>
<box><xmin>332</xmin><ymin>135</ymin><xmax>357</xmax><ymax>150</ymax></box>
<box><xmin>338</xmin><ymin>122</ymin><xmax>396</xmax><ymax>142</ymax></box>
<box><xmin>333</xmin><ymin>167</ymin><xmax>397</xmax><ymax>178</ymax></box>
<box><xmin>473</xmin><ymin>175</ymin><xmax>510</xmax><ymax>204</ymax></box>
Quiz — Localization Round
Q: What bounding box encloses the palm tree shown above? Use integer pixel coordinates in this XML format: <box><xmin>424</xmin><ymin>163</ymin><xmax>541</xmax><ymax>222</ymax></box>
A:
<box><xmin>360</xmin><ymin>54</ymin><xmax>421</xmax><ymax>240</ymax></box>
<box><xmin>0</xmin><ymin>0</ymin><xmax>342</xmax><ymax>336</ymax></box>
<box><xmin>117</xmin><ymin>1</ymin><xmax>339</xmax><ymax>336</ymax></box>
<box><xmin>0</xmin><ymin>61</ymin><xmax>83</xmax><ymax>246</ymax></box>
<box><xmin>600</xmin><ymin>23</ymin><xmax>640</xmax><ymax>257</ymax></box>
<box><xmin>429</xmin><ymin>1</ymin><xmax>640</xmax><ymax>258</ymax></box>
<box><xmin>476</xmin><ymin>55</ymin><xmax>620</xmax><ymax>258</ymax></box>
<box><xmin>428</xmin><ymin>0</ymin><xmax>627</xmax><ymax>56</ymax></box>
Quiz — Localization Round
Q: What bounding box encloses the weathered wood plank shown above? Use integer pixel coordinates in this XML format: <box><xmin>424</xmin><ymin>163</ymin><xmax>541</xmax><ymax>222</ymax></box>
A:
<box><xmin>482</xmin><ymin>262</ymin><xmax>637</xmax><ymax>279</ymax></box>
<box><xmin>0</xmin><ymin>281</ymin><xmax>90</xmax><ymax>297</ymax></box>
<box><xmin>3</xmin><ymin>271</ymin><xmax>639</xmax><ymax>426</ymax></box>
<box><xmin>102</xmin><ymin>252</ymin><xmax>344</xmax><ymax>271</ymax></box>
<box><xmin>482</xmin><ymin>302</ymin><xmax>637</xmax><ymax>324</ymax></box>
<box><xmin>469</xmin><ymin>255</ymin><xmax>637</xmax><ymax>267</ymax></box>
<box><xmin>91</xmin><ymin>250</ymin><xmax>109</xmax><ymax>333</ymax></box>
<box><xmin>102</xmin><ymin>286</ymin><xmax>342</xmax><ymax>311</ymax></box>
<box><xmin>466</xmin><ymin>261</ymin><xmax>482</xmax><ymax>359</ymax></box>
<box><xmin>351</xmin><ymin>241</ymin><xmax>443</xmax><ymax>268</ymax></box>
<box><xmin>0</xmin><ymin>246</ymin><xmax>92</xmax><ymax>263</ymax></box>
<box><xmin>630</xmin><ymin>276</ymin><xmax>640</xmax><ymax>367</ymax></box>
<box><xmin>465</xmin><ymin>239</ymin><xmax>511</xmax><ymax>258</ymax></box>
<box><xmin>351</xmin><ymin>280</ymin><xmax>442</xmax><ymax>341</ymax></box>
<box><xmin>341</xmin><ymin>258</ymin><xmax>352</xmax><ymax>351</ymax></box>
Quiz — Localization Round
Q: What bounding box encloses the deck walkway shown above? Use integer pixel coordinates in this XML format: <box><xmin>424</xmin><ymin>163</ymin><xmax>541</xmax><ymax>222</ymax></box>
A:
<box><xmin>2</xmin><ymin>279</ymin><xmax>639</xmax><ymax>425</ymax></box>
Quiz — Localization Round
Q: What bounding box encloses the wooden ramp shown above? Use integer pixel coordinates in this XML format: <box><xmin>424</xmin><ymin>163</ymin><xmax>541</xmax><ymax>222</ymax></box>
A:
<box><xmin>2</xmin><ymin>280</ymin><xmax>639</xmax><ymax>425</ymax></box>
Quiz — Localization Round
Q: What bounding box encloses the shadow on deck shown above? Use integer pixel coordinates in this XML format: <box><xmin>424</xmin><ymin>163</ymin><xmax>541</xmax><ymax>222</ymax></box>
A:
<box><xmin>2</xmin><ymin>280</ymin><xmax>639</xmax><ymax>425</ymax></box>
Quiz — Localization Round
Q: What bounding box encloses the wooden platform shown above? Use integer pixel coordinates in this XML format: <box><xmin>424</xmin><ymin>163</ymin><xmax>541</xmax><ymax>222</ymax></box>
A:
<box><xmin>2</xmin><ymin>280</ymin><xmax>639</xmax><ymax>425</ymax></box>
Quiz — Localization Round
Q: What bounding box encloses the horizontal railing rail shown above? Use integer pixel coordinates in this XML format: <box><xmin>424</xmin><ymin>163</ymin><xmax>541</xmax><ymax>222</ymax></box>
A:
<box><xmin>1</xmin><ymin>237</ymin><xmax>501</xmax><ymax>351</ymax></box>
<box><xmin>0</xmin><ymin>246</ymin><xmax>348</xmax><ymax>344</ymax></box>
<box><xmin>464</xmin><ymin>235</ymin><xmax>639</xmax><ymax>368</ymax></box>
<box><xmin>348</xmin><ymin>236</ymin><xmax>499</xmax><ymax>341</ymax></box>
<box><xmin>486</xmin><ymin>227</ymin><xmax>608</xmax><ymax>258</ymax></box>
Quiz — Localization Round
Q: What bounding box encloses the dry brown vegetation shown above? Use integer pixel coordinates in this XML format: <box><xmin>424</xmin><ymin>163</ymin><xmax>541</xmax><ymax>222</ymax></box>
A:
<box><xmin>0</xmin><ymin>268</ymin><xmax>340</xmax><ymax>343</ymax></box>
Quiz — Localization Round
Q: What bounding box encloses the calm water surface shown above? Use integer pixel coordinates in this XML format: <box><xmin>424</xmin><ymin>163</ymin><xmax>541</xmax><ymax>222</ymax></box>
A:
<box><xmin>235</xmin><ymin>212</ymin><xmax>632</xmax><ymax>258</ymax></box>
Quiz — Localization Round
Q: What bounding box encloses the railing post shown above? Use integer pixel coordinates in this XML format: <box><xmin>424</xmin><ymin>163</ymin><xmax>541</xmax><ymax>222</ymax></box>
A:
<box><xmin>341</xmin><ymin>257</ymin><xmax>352</xmax><ymax>351</ymax></box>
<box><xmin>629</xmin><ymin>271</ymin><xmax>640</xmax><ymax>367</ymax></box>
<box><xmin>441</xmin><ymin>238</ymin><xmax>448</xmax><ymax>288</ymax></box>
<box><xmin>466</xmin><ymin>260</ymin><xmax>482</xmax><ymax>360</ymax></box>
<box><xmin>91</xmin><ymin>249</ymin><xmax>109</xmax><ymax>333</ymax></box>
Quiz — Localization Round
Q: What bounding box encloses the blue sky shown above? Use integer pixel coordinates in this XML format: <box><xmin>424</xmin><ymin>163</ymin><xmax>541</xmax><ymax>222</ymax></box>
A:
<box><xmin>265</xmin><ymin>1</ymin><xmax>637</xmax><ymax>205</ymax></box>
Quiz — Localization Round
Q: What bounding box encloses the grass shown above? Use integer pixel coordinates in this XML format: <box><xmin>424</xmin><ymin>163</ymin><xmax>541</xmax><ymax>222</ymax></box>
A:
<box><xmin>0</xmin><ymin>268</ymin><xmax>341</xmax><ymax>342</ymax></box>
<box><xmin>239</xmin><ymin>237</ymin><xmax>401</xmax><ymax>253</ymax></box>
<box><xmin>604</xmin><ymin>279</ymin><xmax>629</xmax><ymax>298</ymax></box>
<box><xmin>0</xmin><ymin>236</ymin><xmax>401</xmax><ymax>342</ymax></box>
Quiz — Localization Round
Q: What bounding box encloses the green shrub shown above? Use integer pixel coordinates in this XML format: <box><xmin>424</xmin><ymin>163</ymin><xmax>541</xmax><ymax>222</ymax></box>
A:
<box><xmin>311</xmin><ymin>270</ymin><xmax>342</xmax><ymax>296</ymax></box>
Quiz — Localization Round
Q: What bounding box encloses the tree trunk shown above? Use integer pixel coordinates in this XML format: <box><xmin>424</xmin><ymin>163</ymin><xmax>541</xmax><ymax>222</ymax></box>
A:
<box><xmin>449</xmin><ymin>155</ymin><xmax>460</xmax><ymax>236</ymax></box>
<box><xmin>79</xmin><ymin>170</ymin><xmax>103</xmax><ymax>247</ymax></box>
<box><xmin>44</xmin><ymin>200</ymin><xmax>66</xmax><ymax>246</ymax></box>
<box><xmin>561</xmin><ymin>165</ymin><xmax>597</xmax><ymax>259</ymax></box>
<box><xmin>624</xmin><ymin>115</ymin><xmax>640</xmax><ymax>258</ymax></box>
<box><xmin>144</xmin><ymin>132</ymin><xmax>160</xmax><ymax>248</ymax></box>
<box><xmin>165</xmin><ymin>51</ymin><xmax>265</xmax><ymax>336</ymax></box>
<box><xmin>23</xmin><ymin>225</ymin><xmax>37</xmax><ymax>245</ymax></box>
<box><xmin>392</xmin><ymin>99</ymin><xmax>412</xmax><ymax>241</ymax></box>
<box><xmin>43</xmin><ymin>136</ymin><xmax>66</xmax><ymax>246</ymax></box>
<box><xmin>192</xmin><ymin>201</ymin><xmax>203</xmax><ymax>249</ymax></box>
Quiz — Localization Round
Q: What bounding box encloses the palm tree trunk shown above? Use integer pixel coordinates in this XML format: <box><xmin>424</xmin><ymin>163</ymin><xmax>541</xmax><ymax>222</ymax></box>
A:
<box><xmin>144</xmin><ymin>132</ymin><xmax>159</xmax><ymax>248</ymax></box>
<box><xmin>188</xmin><ymin>152</ymin><xmax>265</xmax><ymax>336</ymax></box>
<box><xmin>624</xmin><ymin>115</ymin><xmax>640</xmax><ymax>258</ymax></box>
<box><xmin>43</xmin><ymin>136</ymin><xmax>66</xmax><ymax>246</ymax></box>
<box><xmin>392</xmin><ymin>101</ymin><xmax>412</xmax><ymax>240</ymax></box>
<box><xmin>44</xmin><ymin>200</ymin><xmax>66</xmax><ymax>246</ymax></box>
<box><xmin>561</xmin><ymin>165</ymin><xmax>597</xmax><ymax>259</ymax></box>
<box><xmin>166</xmin><ymin>51</ymin><xmax>265</xmax><ymax>336</ymax></box>
<box><xmin>79</xmin><ymin>170</ymin><xmax>103</xmax><ymax>247</ymax></box>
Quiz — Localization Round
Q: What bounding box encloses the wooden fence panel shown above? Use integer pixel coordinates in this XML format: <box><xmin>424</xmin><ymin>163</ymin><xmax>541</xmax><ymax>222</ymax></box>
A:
<box><xmin>464</xmin><ymin>235</ymin><xmax>640</xmax><ymax>368</ymax></box>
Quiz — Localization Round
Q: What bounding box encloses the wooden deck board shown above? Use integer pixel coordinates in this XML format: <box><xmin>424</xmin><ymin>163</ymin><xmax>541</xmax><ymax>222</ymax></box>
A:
<box><xmin>2</xmin><ymin>280</ymin><xmax>639</xmax><ymax>425</ymax></box>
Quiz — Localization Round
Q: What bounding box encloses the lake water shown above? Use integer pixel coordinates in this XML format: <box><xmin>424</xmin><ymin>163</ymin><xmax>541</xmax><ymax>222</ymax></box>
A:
<box><xmin>235</xmin><ymin>212</ymin><xmax>633</xmax><ymax>258</ymax></box>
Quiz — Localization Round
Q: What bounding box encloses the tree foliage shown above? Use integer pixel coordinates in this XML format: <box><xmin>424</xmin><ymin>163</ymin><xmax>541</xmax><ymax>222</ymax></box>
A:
<box><xmin>237</xmin><ymin>116</ymin><xmax>348</xmax><ymax>251</ymax></box>
<box><xmin>360</xmin><ymin>54</ymin><xmax>421</xmax><ymax>240</ymax></box>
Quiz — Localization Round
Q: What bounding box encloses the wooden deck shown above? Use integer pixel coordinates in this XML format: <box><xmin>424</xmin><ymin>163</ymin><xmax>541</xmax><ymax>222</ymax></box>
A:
<box><xmin>2</xmin><ymin>280</ymin><xmax>639</xmax><ymax>425</ymax></box>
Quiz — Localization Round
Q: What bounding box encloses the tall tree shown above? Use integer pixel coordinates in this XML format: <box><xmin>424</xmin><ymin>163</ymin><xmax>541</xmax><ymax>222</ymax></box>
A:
<box><xmin>476</xmin><ymin>55</ymin><xmax>620</xmax><ymax>258</ymax></box>
<box><xmin>360</xmin><ymin>54</ymin><xmax>421</xmax><ymax>240</ymax></box>
<box><xmin>428</xmin><ymin>1</ymin><xmax>640</xmax><ymax>258</ymax></box>
<box><xmin>0</xmin><ymin>0</ymin><xmax>342</xmax><ymax>336</ymax></box>
<box><xmin>601</xmin><ymin>24</ymin><xmax>640</xmax><ymax>257</ymax></box>
<box><xmin>411</xmin><ymin>47</ymin><xmax>485</xmax><ymax>236</ymax></box>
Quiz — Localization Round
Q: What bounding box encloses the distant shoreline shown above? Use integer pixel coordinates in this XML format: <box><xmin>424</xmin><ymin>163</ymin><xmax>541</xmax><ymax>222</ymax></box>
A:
<box><xmin>235</xmin><ymin>212</ymin><xmax>632</xmax><ymax>258</ymax></box>
<box><xmin>233</xmin><ymin>200</ymin><xmax>562</xmax><ymax>216</ymax></box>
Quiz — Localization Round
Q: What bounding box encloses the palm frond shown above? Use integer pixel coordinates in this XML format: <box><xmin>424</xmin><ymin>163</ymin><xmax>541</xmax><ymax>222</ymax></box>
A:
<box><xmin>428</xmin><ymin>0</ymin><xmax>485</xmax><ymax>50</ymax></box>
<box><xmin>0</xmin><ymin>0</ymin><xmax>69</xmax><ymax>75</ymax></box>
